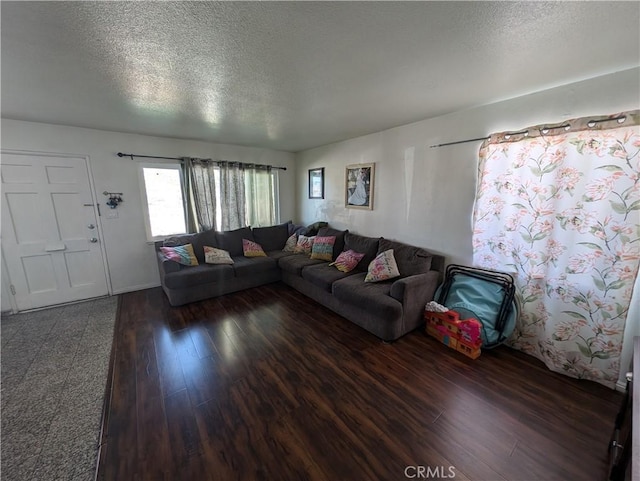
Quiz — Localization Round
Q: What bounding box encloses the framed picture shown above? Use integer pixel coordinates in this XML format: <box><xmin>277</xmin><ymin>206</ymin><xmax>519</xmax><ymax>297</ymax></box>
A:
<box><xmin>345</xmin><ymin>163</ymin><xmax>374</xmax><ymax>210</ymax></box>
<box><xmin>308</xmin><ymin>167</ymin><xmax>325</xmax><ymax>199</ymax></box>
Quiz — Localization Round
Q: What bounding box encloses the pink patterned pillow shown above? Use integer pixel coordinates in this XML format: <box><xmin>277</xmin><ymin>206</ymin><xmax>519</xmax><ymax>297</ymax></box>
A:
<box><xmin>294</xmin><ymin>235</ymin><xmax>316</xmax><ymax>255</ymax></box>
<box><xmin>204</xmin><ymin>246</ymin><xmax>234</xmax><ymax>265</ymax></box>
<box><xmin>283</xmin><ymin>233</ymin><xmax>297</xmax><ymax>252</ymax></box>
<box><xmin>160</xmin><ymin>244</ymin><xmax>199</xmax><ymax>266</ymax></box>
<box><xmin>330</xmin><ymin>250</ymin><xmax>365</xmax><ymax>273</ymax></box>
<box><xmin>365</xmin><ymin>249</ymin><xmax>400</xmax><ymax>282</ymax></box>
<box><xmin>242</xmin><ymin>239</ymin><xmax>267</xmax><ymax>257</ymax></box>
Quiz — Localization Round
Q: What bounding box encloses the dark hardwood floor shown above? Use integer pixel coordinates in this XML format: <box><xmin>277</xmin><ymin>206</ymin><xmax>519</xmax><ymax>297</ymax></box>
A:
<box><xmin>97</xmin><ymin>283</ymin><xmax>621</xmax><ymax>481</ymax></box>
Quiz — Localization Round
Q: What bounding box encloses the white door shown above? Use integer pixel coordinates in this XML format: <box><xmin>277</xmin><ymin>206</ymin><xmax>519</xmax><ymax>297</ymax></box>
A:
<box><xmin>1</xmin><ymin>151</ymin><xmax>109</xmax><ymax>311</ymax></box>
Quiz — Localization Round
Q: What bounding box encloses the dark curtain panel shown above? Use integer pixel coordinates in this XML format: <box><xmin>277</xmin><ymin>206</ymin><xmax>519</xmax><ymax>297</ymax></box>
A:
<box><xmin>185</xmin><ymin>158</ymin><xmax>217</xmax><ymax>231</ymax></box>
<box><xmin>219</xmin><ymin>161</ymin><xmax>247</xmax><ymax>230</ymax></box>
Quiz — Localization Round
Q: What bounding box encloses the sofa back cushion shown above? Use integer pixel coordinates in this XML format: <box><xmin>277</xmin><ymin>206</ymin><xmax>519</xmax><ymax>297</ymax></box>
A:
<box><xmin>378</xmin><ymin>238</ymin><xmax>433</xmax><ymax>277</ymax></box>
<box><xmin>288</xmin><ymin>223</ymin><xmax>309</xmax><ymax>236</ymax></box>
<box><xmin>252</xmin><ymin>222</ymin><xmax>290</xmax><ymax>252</ymax></box>
<box><xmin>317</xmin><ymin>227</ymin><xmax>348</xmax><ymax>260</ymax></box>
<box><xmin>216</xmin><ymin>227</ymin><xmax>254</xmax><ymax>257</ymax></box>
<box><xmin>161</xmin><ymin>229</ymin><xmax>217</xmax><ymax>263</ymax></box>
<box><xmin>344</xmin><ymin>233</ymin><xmax>381</xmax><ymax>272</ymax></box>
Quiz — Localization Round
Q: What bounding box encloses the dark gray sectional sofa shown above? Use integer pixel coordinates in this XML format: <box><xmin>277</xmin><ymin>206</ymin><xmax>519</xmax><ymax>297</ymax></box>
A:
<box><xmin>155</xmin><ymin>222</ymin><xmax>444</xmax><ymax>341</ymax></box>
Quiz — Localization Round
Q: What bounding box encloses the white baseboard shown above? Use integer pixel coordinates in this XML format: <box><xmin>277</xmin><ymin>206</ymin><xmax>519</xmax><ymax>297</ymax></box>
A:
<box><xmin>112</xmin><ymin>282</ymin><xmax>160</xmax><ymax>295</ymax></box>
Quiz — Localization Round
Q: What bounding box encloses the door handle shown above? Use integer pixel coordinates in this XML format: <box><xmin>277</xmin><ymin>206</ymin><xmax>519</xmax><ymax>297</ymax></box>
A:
<box><xmin>89</xmin><ymin>238</ymin><xmax>98</xmax><ymax>243</ymax></box>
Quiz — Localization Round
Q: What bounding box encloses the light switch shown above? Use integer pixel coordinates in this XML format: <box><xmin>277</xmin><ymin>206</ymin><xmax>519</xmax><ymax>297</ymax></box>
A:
<box><xmin>106</xmin><ymin>210</ymin><xmax>118</xmax><ymax>219</ymax></box>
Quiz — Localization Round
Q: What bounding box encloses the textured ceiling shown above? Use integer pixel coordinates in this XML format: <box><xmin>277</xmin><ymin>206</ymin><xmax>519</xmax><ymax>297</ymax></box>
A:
<box><xmin>2</xmin><ymin>1</ymin><xmax>639</xmax><ymax>152</ymax></box>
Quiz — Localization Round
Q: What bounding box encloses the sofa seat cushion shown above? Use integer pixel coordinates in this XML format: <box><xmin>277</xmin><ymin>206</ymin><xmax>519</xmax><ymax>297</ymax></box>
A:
<box><xmin>301</xmin><ymin>263</ymin><xmax>359</xmax><ymax>292</ymax></box>
<box><xmin>164</xmin><ymin>264</ymin><xmax>234</xmax><ymax>289</ymax></box>
<box><xmin>232</xmin><ymin>256</ymin><xmax>277</xmax><ymax>277</ymax></box>
<box><xmin>332</xmin><ymin>273</ymin><xmax>402</xmax><ymax>320</ymax></box>
<box><xmin>278</xmin><ymin>254</ymin><xmax>325</xmax><ymax>275</ymax></box>
<box><xmin>266</xmin><ymin>250</ymin><xmax>298</xmax><ymax>262</ymax></box>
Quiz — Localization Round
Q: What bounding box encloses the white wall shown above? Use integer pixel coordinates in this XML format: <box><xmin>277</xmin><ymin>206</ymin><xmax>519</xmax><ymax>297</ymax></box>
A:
<box><xmin>295</xmin><ymin>67</ymin><xmax>640</xmax><ymax>388</ymax></box>
<box><xmin>296</xmin><ymin>68</ymin><xmax>640</xmax><ymax>263</ymax></box>
<box><xmin>1</xmin><ymin>121</ymin><xmax>296</xmax><ymax>296</ymax></box>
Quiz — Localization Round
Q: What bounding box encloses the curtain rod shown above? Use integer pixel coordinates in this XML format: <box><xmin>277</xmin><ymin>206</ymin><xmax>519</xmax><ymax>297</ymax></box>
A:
<box><xmin>429</xmin><ymin>136</ymin><xmax>489</xmax><ymax>148</ymax></box>
<box><xmin>116</xmin><ymin>152</ymin><xmax>287</xmax><ymax>170</ymax></box>
<box><xmin>429</xmin><ymin>115</ymin><xmax>629</xmax><ymax>148</ymax></box>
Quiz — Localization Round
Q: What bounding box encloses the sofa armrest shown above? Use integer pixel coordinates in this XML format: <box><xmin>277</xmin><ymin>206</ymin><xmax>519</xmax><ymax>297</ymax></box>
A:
<box><xmin>156</xmin><ymin>251</ymin><xmax>181</xmax><ymax>276</ymax></box>
<box><xmin>390</xmin><ymin>271</ymin><xmax>440</xmax><ymax>322</ymax></box>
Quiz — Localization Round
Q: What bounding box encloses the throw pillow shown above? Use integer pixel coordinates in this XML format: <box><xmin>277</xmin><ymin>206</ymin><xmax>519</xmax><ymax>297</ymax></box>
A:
<box><xmin>330</xmin><ymin>249</ymin><xmax>366</xmax><ymax>273</ymax></box>
<box><xmin>310</xmin><ymin>236</ymin><xmax>336</xmax><ymax>261</ymax></box>
<box><xmin>204</xmin><ymin>246</ymin><xmax>234</xmax><ymax>265</ymax></box>
<box><xmin>283</xmin><ymin>233</ymin><xmax>298</xmax><ymax>253</ymax></box>
<box><xmin>242</xmin><ymin>239</ymin><xmax>267</xmax><ymax>257</ymax></box>
<box><xmin>294</xmin><ymin>235</ymin><xmax>316</xmax><ymax>255</ymax></box>
<box><xmin>160</xmin><ymin>244</ymin><xmax>199</xmax><ymax>266</ymax></box>
<box><xmin>365</xmin><ymin>249</ymin><xmax>400</xmax><ymax>282</ymax></box>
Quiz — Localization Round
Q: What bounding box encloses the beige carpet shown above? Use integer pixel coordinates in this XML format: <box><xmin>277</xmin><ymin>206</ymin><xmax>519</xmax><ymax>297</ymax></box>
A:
<box><xmin>1</xmin><ymin>297</ymin><xmax>117</xmax><ymax>481</ymax></box>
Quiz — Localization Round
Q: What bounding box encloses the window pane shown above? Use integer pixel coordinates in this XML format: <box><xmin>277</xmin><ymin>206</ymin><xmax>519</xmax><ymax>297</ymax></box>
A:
<box><xmin>245</xmin><ymin>170</ymin><xmax>276</xmax><ymax>227</ymax></box>
<box><xmin>142</xmin><ymin>167</ymin><xmax>186</xmax><ymax>237</ymax></box>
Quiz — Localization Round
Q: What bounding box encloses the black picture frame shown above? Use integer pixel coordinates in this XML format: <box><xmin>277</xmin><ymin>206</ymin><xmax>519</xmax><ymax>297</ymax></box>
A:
<box><xmin>308</xmin><ymin>167</ymin><xmax>325</xmax><ymax>199</ymax></box>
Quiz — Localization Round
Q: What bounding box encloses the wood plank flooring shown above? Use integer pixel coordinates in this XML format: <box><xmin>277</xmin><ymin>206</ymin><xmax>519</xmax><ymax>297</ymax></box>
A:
<box><xmin>97</xmin><ymin>283</ymin><xmax>621</xmax><ymax>481</ymax></box>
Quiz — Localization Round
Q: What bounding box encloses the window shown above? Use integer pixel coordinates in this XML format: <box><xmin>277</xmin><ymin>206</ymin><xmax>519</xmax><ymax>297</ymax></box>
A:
<box><xmin>139</xmin><ymin>163</ymin><xmax>187</xmax><ymax>239</ymax></box>
<box><xmin>245</xmin><ymin>169</ymin><xmax>278</xmax><ymax>228</ymax></box>
<box><xmin>139</xmin><ymin>160</ymin><xmax>280</xmax><ymax>240</ymax></box>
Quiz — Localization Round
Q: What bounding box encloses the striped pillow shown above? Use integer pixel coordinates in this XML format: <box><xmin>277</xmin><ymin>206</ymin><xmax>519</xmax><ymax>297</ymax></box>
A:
<box><xmin>310</xmin><ymin>236</ymin><xmax>336</xmax><ymax>261</ymax></box>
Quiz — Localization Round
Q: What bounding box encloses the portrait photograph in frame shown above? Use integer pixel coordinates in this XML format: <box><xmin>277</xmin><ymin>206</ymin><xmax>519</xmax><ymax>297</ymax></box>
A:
<box><xmin>345</xmin><ymin>163</ymin><xmax>374</xmax><ymax>210</ymax></box>
<box><xmin>308</xmin><ymin>167</ymin><xmax>324</xmax><ymax>199</ymax></box>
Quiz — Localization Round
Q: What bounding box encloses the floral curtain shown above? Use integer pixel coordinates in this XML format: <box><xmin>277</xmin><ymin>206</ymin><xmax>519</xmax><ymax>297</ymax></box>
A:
<box><xmin>245</xmin><ymin>166</ymin><xmax>276</xmax><ymax>228</ymax></box>
<box><xmin>472</xmin><ymin>111</ymin><xmax>640</xmax><ymax>388</ymax></box>
<box><xmin>219</xmin><ymin>161</ymin><xmax>247</xmax><ymax>231</ymax></box>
